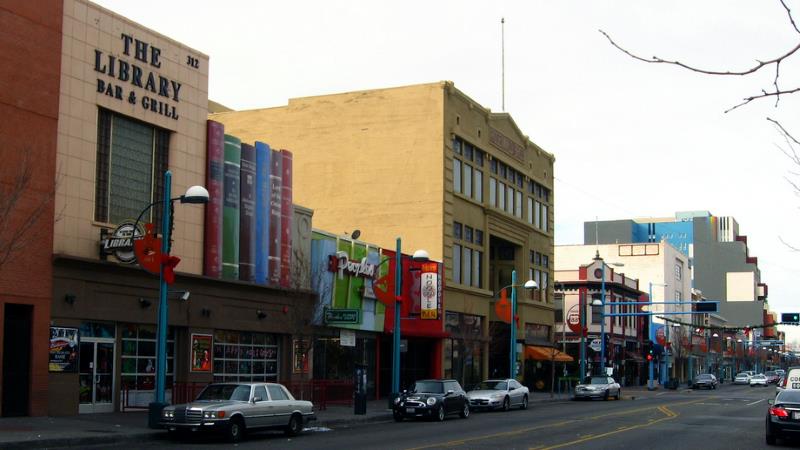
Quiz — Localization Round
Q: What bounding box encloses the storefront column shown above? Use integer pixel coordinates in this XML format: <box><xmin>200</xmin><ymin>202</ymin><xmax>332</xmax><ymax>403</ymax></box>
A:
<box><xmin>481</xmin><ymin>318</ymin><xmax>490</xmax><ymax>380</ymax></box>
<box><xmin>431</xmin><ymin>339</ymin><xmax>443</xmax><ymax>378</ymax></box>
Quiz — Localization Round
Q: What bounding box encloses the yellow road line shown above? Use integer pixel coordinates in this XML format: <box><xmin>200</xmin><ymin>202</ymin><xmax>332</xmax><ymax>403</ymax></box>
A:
<box><xmin>537</xmin><ymin>405</ymin><xmax>678</xmax><ymax>450</ymax></box>
<box><xmin>404</xmin><ymin>420</ymin><xmax>577</xmax><ymax>450</ymax></box>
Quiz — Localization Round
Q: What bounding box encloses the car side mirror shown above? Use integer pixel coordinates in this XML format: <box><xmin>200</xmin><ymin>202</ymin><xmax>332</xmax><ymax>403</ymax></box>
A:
<box><xmin>446</xmin><ymin>389</ymin><xmax>454</xmax><ymax>395</ymax></box>
<box><xmin>768</xmin><ymin>399</ymin><xmax>774</xmax><ymax>405</ymax></box>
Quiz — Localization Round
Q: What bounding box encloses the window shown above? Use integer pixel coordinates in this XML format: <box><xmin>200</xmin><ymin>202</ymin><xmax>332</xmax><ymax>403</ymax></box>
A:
<box><xmin>454</xmin><ymin>222</ymin><xmax>463</xmax><ymax>240</ymax></box>
<box><xmin>95</xmin><ymin>109</ymin><xmax>170</xmax><ymax>225</ymax></box>
<box><xmin>474</xmin><ymin>170</ymin><xmax>483</xmax><ymax>203</ymax></box>
<box><xmin>464</xmin><ymin>142</ymin><xmax>474</xmax><ymax>161</ymax></box>
<box><xmin>462</xmin><ymin>247</ymin><xmax>472</xmax><ymax>286</ymax></box>
<box><xmin>453</xmin><ymin>244</ymin><xmax>462</xmax><ymax>284</ymax></box>
<box><xmin>212</xmin><ymin>331</ymin><xmax>279</xmax><ymax>382</ymax></box>
<box><xmin>453</xmin><ymin>159</ymin><xmax>462</xmax><ymax>194</ymax></box>
<box><xmin>534</xmin><ymin>200</ymin><xmax>541</xmax><ymax>228</ymax></box>
<box><xmin>472</xmin><ymin>251</ymin><xmax>482</xmax><ymax>288</ymax></box>
<box><xmin>489</xmin><ymin>178</ymin><xmax>497</xmax><ymax>207</ymax></box>
<box><xmin>254</xmin><ymin>385</ymin><xmax>267</xmax><ymax>401</ymax></box>
<box><xmin>534</xmin><ymin>252</ymin><xmax>541</xmax><ymax>266</ymax></box>
<box><xmin>675</xmin><ymin>262</ymin><xmax>683</xmax><ymax>281</ymax></box>
<box><xmin>453</xmin><ymin>138</ymin><xmax>462</xmax><ymax>155</ymax></box>
<box><xmin>121</xmin><ymin>324</ymin><xmax>175</xmax><ymax>392</ymax></box>
<box><xmin>515</xmin><ymin>191</ymin><xmax>522</xmax><ymax>218</ymax></box>
<box><xmin>464</xmin><ymin>226</ymin><xmax>473</xmax><ymax>243</ymax></box>
<box><xmin>498</xmin><ymin>182</ymin><xmax>506</xmax><ymax>211</ymax></box>
<box><xmin>542</xmin><ymin>255</ymin><xmax>549</xmax><ymax>268</ymax></box>
<box><xmin>475</xmin><ymin>230</ymin><xmax>483</xmax><ymax>246</ymax></box>
<box><xmin>527</xmin><ymin>197</ymin><xmax>533</xmax><ymax>224</ymax></box>
<box><xmin>490</xmin><ymin>158</ymin><xmax>498</xmax><ymax>174</ymax></box>
<box><xmin>541</xmin><ymin>204</ymin><xmax>549</xmax><ymax>232</ymax></box>
<box><xmin>475</xmin><ymin>150</ymin><xmax>484</xmax><ymax>167</ymax></box>
<box><xmin>506</xmin><ymin>185</ymin><xmax>514</xmax><ymax>214</ymax></box>
<box><xmin>267</xmin><ymin>384</ymin><xmax>289</xmax><ymax>400</ymax></box>
<box><xmin>675</xmin><ymin>291</ymin><xmax>682</xmax><ymax>302</ymax></box>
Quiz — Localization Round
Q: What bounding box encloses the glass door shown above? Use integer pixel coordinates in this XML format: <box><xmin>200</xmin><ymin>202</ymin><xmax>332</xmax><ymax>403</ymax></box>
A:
<box><xmin>79</xmin><ymin>340</ymin><xmax>115</xmax><ymax>413</ymax></box>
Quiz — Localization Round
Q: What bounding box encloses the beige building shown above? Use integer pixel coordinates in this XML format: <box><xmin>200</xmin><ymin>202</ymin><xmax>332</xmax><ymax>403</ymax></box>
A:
<box><xmin>211</xmin><ymin>82</ymin><xmax>555</xmax><ymax>385</ymax></box>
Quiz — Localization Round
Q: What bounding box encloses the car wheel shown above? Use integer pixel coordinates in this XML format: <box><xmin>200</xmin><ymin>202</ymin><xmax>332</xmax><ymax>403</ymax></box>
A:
<box><xmin>285</xmin><ymin>413</ymin><xmax>303</xmax><ymax>436</ymax></box>
<box><xmin>225</xmin><ymin>416</ymin><xmax>245</xmax><ymax>443</ymax></box>
<box><xmin>393</xmin><ymin>411</ymin><xmax>404</xmax><ymax>422</ymax></box>
<box><xmin>604</xmin><ymin>391</ymin><xmax>609</xmax><ymax>401</ymax></box>
<box><xmin>616</xmin><ymin>389</ymin><xmax>621</xmax><ymax>400</ymax></box>
<box><xmin>521</xmin><ymin>395</ymin><xmax>528</xmax><ymax>410</ymax></box>
<box><xmin>502</xmin><ymin>396</ymin><xmax>510</xmax><ymax>412</ymax></box>
<box><xmin>435</xmin><ymin>405</ymin><xmax>445</xmax><ymax>422</ymax></box>
<box><xmin>459</xmin><ymin>402</ymin><xmax>470</xmax><ymax>419</ymax></box>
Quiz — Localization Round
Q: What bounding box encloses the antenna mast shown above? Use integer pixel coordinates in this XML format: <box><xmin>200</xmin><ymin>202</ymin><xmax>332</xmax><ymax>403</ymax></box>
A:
<box><xmin>501</xmin><ymin>17</ymin><xmax>505</xmax><ymax>112</ymax></box>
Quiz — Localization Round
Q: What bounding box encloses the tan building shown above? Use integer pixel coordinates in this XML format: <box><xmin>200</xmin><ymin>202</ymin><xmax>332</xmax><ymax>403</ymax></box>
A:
<box><xmin>211</xmin><ymin>82</ymin><xmax>555</xmax><ymax>387</ymax></box>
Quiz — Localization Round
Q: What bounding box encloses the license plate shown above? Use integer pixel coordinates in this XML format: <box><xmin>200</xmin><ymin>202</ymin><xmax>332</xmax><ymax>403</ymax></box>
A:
<box><xmin>794</xmin><ymin>412</ymin><xmax>800</xmax><ymax>420</ymax></box>
<box><xmin>406</xmin><ymin>407</ymin><xmax>415</xmax><ymax>413</ymax></box>
<box><xmin>793</xmin><ymin>383</ymin><xmax>800</xmax><ymax>389</ymax></box>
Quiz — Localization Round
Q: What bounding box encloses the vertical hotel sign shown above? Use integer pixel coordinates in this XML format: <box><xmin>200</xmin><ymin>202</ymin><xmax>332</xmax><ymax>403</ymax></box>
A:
<box><xmin>420</xmin><ymin>262</ymin><xmax>439</xmax><ymax>319</ymax></box>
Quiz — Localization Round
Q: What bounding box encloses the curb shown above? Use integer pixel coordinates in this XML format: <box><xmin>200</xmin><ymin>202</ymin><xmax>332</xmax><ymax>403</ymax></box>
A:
<box><xmin>0</xmin><ymin>431</ymin><xmax>165</xmax><ymax>450</ymax></box>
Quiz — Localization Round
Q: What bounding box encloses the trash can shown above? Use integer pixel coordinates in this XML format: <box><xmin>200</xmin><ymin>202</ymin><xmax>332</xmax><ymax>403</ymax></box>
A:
<box><xmin>354</xmin><ymin>364</ymin><xmax>367</xmax><ymax>415</ymax></box>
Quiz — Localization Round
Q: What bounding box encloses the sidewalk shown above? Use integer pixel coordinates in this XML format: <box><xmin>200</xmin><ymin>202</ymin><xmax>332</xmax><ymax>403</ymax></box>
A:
<box><xmin>0</xmin><ymin>391</ymin><xmax>576</xmax><ymax>449</ymax></box>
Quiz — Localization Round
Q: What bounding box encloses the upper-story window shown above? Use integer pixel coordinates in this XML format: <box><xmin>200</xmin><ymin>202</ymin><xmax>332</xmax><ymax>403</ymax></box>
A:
<box><xmin>452</xmin><ymin>221</ymin><xmax>484</xmax><ymax>289</ymax></box>
<box><xmin>95</xmin><ymin>108</ymin><xmax>170</xmax><ymax>225</ymax></box>
<box><xmin>675</xmin><ymin>261</ymin><xmax>683</xmax><ymax>281</ymax></box>
<box><xmin>452</xmin><ymin>137</ymin><xmax>483</xmax><ymax>203</ymax></box>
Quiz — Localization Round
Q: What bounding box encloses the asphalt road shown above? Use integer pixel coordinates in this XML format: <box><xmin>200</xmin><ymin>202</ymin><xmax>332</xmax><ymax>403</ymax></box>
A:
<box><xmin>129</xmin><ymin>384</ymin><xmax>786</xmax><ymax>449</ymax></box>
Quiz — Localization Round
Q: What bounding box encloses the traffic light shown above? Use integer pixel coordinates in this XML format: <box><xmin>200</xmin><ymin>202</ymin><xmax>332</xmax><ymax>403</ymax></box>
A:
<box><xmin>782</xmin><ymin>313</ymin><xmax>800</xmax><ymax>324</ymax></box>
<box><xmin>695</xmin><ymin>302</ymin><xmax>718</xmax><ymax>313</ymax></box>
<box><xmin>644</xmin><ymin>340</ymin><xmax>654</xmax><ymax>361</ymax></box>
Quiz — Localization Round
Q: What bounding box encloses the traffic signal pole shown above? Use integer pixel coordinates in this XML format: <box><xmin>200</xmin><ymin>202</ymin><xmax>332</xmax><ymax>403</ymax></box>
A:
<box><xmin>648</xmin><ymin>283</ymin><xmax>655</xmax><ymax>391</ymax></box>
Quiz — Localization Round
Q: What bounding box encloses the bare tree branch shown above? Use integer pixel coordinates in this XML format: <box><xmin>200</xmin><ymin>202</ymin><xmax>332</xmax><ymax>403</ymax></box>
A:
<box><xmin>780</xmin><ymin>0</ymin><xmax>800</xmax><ymax>34</ymax></box>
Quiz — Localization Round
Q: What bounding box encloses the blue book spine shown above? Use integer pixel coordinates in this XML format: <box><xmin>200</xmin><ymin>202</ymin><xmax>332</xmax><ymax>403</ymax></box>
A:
<box><xmin>254</xmin><ymin>141</ymin><xmax>271</xmax><ymax>284</ymax></box>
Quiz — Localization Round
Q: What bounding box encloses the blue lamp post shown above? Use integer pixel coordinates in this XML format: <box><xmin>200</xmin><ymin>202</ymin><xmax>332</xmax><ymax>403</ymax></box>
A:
<box><xmin>389</xmin><ymin>238</ymin><xmax>429</xmax><ymax>406</ymax></box>
<box><xmin>498</xmin><ymin>270</ymin><xmax>537</xmax><ymax>379</ymax></box>
<box><xmin>143</xmin><ymin>170</ymin><xmax>208</xmax><ymax>427</ymax></box>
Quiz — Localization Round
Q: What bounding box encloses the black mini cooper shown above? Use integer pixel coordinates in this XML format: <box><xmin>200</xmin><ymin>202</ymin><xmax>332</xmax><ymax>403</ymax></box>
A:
<box><xmin>393</xmin><ymin>379</ymin><xmax>470</xmax><ymax>422</ymax></box>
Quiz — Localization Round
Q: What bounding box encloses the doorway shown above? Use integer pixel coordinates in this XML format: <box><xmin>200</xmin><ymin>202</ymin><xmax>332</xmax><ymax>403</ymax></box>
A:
<box><xmin>79</xmin><ymin>339</ymin><xmax>115</xmax><ymax>413</ymax></box>
<box><xmin>2</xmin><ymin>304</ymin><xmax>32</xmax><ymax>417</ymax></box>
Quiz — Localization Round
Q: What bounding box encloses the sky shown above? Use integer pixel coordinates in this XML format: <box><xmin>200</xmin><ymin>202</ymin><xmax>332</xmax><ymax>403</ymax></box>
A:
<box><xmin>92</xmin><ymin>0</ymin><xmax>800</xmax><ymax>346</ymax></box>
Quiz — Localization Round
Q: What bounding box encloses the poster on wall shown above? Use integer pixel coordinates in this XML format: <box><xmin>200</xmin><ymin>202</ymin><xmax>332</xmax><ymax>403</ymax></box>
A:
<box><xmin>190</xmin><ymin>334</ymin><xmax>213</xmax><ymax>372</ymax></box>
<box><xmin>420</xmin><ymin>262</ymin><xmax>438</xmax><ymax>319</ymax></box>
<box><xmin>49</xmin><ymin>327</ymin><xmax>79</xmax><ymax>372</ymax></box>
<box><xmin>292</xmin><ymin>339</ymin><xmax>309</xmax><ymax>374</ymax></box>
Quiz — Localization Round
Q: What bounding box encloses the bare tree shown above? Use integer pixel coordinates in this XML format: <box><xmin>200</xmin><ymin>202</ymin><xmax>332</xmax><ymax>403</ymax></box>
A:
<box><xmin>0</xmin><ymin>150</ymin><xmax>55</xmax><ymax>271</ymax></box>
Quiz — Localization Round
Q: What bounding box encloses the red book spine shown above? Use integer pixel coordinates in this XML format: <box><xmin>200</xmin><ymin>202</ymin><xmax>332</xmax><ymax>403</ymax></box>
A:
<box><xmin>203</xmin><ymin>120</ymin><xmax>224</xmax><ymax>278</ymax></box>
<box><xmin>279</xmin><ymin>150</ymin><xmax>293</xmax><ymax>287</ymax></box>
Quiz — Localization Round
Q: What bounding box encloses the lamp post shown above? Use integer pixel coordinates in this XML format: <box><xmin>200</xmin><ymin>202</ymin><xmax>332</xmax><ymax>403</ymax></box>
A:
<box><xmin>593</xmin><ymin>253</ymin><xmax>623</xmax><ymax>376</ymax></box>
<box><xmin>144</xmin><ymin>171</ymin><xmax>208</xmax><ymax>427</ymax></box>
<box><xmin>389</xmin><ymin>238</ymin><xmax>429</xmax><ymax>406</ymax></box>
<box><xmin>498</xmin><ymin>270</ymin><xmax>537</xmax><ymax>379</ymax></box>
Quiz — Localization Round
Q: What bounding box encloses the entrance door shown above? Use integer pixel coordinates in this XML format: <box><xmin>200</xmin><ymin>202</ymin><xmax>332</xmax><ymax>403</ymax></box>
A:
<box><xmin>2</xmin><ymin>304</ymin><xmax>32</xmax><ymax>417</ymax></box>
<box><xmin>79</xmin><ymin>340</ymin><xmax>115</xmax><ymax>413</ymax></box>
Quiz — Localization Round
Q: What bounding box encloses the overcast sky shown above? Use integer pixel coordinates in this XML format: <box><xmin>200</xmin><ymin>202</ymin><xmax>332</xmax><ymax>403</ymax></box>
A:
<box><xmin>92</xmin><ymin>0</ymin><xmax>800</xmax><ymax>346</ymax></box>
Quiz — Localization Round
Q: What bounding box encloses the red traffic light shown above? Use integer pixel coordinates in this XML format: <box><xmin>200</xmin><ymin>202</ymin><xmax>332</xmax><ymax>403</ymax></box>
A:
<box><xmin>646</xmin><ymin>354</ymin><xmax>653</xmax><ymax>361</ymax></box>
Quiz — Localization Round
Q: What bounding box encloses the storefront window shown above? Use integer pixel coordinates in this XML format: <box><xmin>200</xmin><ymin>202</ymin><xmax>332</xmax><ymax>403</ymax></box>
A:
<box><xmin>212</xmin><ymin>330</ymin><xmax>279</xmax><ymax>382</ymax></box>
<box><xmin>120</xmin><ymin>324</ymin><xmax>175</xmax><ymax>391</ymax></box>
<box><xmin>444</xmin><ymin>312</ymin><xmax>483</xmax><ymax>388</ymax></box>
<box><xmin>312</xmin><ymin>335</ymin><xmax>376</xmax><ymax>397</ymax></box>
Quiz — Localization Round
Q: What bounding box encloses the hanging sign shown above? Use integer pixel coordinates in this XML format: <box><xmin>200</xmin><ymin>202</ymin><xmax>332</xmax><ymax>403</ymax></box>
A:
<box><xmin>420</xmin><ymin>263</ymin><xmax>439</xmax><ymax>319</ymax></box>
<box><xmin>567</xmin><ymin>310</ymin><xmax>582</xmax><ymax>334</ymax></box>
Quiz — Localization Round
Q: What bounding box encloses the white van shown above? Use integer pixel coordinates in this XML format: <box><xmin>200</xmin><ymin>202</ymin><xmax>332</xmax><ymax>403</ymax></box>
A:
<box><xmin>779</xmin><ymin>367</ymin><xmax>800</xmax><ymax>391</ymax></box>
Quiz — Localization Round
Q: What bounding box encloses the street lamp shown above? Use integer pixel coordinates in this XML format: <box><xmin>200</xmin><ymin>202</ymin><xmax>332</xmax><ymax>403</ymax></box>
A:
<box><xmin>498</xmin><ymin>270</ymin><xmax>536</xmax><ymax>379</ymax></box>
<box><xmin>389</xmin><ymin>238</ymin><xmax>428</xmax><ymax>407</ymax></box>
<box><xmin>143</xmin><ymin>170</ymin><xmax>208</xmax><ymax>427</ymax></box>
<box><xmin>592</xmin><ymin>253</ymin><xmax>624</xmax><ymax>376</ymax></box>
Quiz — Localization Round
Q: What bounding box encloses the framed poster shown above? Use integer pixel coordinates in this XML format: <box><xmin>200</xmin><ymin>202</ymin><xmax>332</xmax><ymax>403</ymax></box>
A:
<box><xmin>190</xmin><ymin>333</ymin><xmax>213</xmax><ymax>372</ymax></box>
<box><xmin>292</xmin><ymin>339</ymin><xmax>309</xmax><ymax>374</ymax></box>
<box><xmin>49</xmin><ymin>327</ymin><xmax>79</xmax><ymax>372</ymax></box>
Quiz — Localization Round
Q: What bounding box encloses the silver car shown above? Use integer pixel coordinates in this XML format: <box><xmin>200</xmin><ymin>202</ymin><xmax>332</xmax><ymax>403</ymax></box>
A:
<box><xmin>467</xmin><ymin>379</ymin><xmax>529</xmax><ymax>411</ymax></box>
<box><xmin>573</xmin><ymin>376</ymin><xmax>621</xmax><ymax>400</ymax></box>
<box><xmin>160</xmin><ymin>382</ymin><xmax>316</xmax><ymax>442</ymax></box>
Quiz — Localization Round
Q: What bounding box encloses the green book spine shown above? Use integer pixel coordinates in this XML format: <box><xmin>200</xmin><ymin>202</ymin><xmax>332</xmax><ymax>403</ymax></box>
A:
<box><xmin>222</xmin><ymin>134</ymin><xmax>241</xmax><ymax>280</ymax></box>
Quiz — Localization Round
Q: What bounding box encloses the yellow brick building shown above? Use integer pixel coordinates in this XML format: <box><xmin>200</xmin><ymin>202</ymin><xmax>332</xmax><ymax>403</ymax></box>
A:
<box><xmin>211</xmin><ymin>81</ymin><xmax>555</xmax><ymax>386</ymax></box>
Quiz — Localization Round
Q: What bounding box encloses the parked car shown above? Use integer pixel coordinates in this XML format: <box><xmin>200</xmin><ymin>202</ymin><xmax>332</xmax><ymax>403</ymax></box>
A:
<box><xmin>766</xmin><ymin>389</ymin><xmax>800</xmax><ymax>445</ymax></box>
<box><xmin>765</xmin><ymin>371</ymin><xmax>780</xmax><ymax>384</ymax></box>
<box><xmin>573</xmin><ymin>376</ymin><xmax>621</xmax><ymax>401</ymax></box>
<box><xmin>734</xmin><ymin>372</ymin><xmax>752</xmax><ymax>385</ymax></box>
<box><xmin>751</xmin><ymin>374</ymin><xmax>769</xmax><ymax>387</ymax></box>
<box><xmin>160</xmin><ymin>382</ymin><xmax>316</xmax><ymax>443</ymax></box>
<box><xmin>777</xmin><ymin>377</ymin><xmax>785</xmax><ymax>396</ymax></box>
<box><xmin>691</xmin><ymin>373</ymin><xmax>718</xmax><ymax>390</ymax></box>
<box><xmin>393</xmin><ymin>379</ymin><xmax>469</xmax><ymax>422</ymax></box>
<box><xmin>467</xmin><ymin>379</ymin><xmax>529</xmax><ymax>411</ymax></box>
<box><xmin>776</xmin><ymin>369</ymin><xmax>786</xmax><ymax>378</ymax></box>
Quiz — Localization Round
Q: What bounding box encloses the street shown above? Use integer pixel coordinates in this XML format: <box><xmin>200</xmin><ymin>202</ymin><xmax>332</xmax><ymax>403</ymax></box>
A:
<box><xmin>119</xmin><ymin>384</ymin><xmax>787</xmax><ymax>449</ymax></box>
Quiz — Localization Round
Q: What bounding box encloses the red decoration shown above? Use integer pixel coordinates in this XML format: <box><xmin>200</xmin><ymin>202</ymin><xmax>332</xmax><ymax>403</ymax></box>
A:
<box><xmin>495</xmin><ymin>289</ymin><xmax>512</xmax><ymax>323</ymax></box>
<box><xmin>133</xmin><ymin>223</ymin><xmax>162</xmax><ymax>275</ymax></box>
<box><xmin>161</xmin><ymin>254</ymin><xmax>181</xmax><ymax>285</ymax></box>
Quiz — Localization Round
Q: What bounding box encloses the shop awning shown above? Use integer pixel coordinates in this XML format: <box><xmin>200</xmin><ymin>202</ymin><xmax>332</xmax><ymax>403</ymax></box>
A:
<box><xmin>525</xmin><ymin>345</ymin><xmax>574</xmax><ymax>362</ymax></box>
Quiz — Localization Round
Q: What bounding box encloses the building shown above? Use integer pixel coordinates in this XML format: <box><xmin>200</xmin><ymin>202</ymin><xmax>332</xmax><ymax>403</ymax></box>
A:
<box><xmin>585</xmin><ymin>211</ymin><xmax>767</xmax><ymax>329</ymax></box>
<box><xmin>554</xmin><ymin>256</ymin><xmax>646</xmax><ymax>387</ymax></box>
<box><xmin>0</xmin><ymin>0</ymin><xmax>62</xmax><ymax>417</ymax></box>
<box><xmin>30</xmin><ymin>0</ymin><xmax>318</xmax><ymax>416</ymax></box>
<box><xmin>210</xmin><ymin>82</ymin><xmax>556</xmax><ymax>388</ymax></box>
<box><xmin>556</xmin><ymin>242</ymin><xmax>692</xmax><ymax>384</ymax></box>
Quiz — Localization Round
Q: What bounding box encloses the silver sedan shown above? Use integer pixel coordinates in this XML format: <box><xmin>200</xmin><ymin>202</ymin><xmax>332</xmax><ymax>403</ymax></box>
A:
<box><xmin>160</xmin><ymin>382</ymin><xmax>316</xmax><ymax>442</ymax></box>
<box><xmin>573</xmin><ymin>376</ymin><xmax>621</xmax><ymax>400</ymax></box>
<box><xmin>467</xmin><ymin>379</ymin><xmax>529</xmax><ymax>411</ymax></box>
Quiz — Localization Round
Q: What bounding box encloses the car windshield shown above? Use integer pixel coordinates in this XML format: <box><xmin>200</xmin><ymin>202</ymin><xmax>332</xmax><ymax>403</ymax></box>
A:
<box><xmin>588</xmin><ymin>377</ymin><xmax>610</xmax><ymax>385</ymax></box>
<box><xmin>753</xmin><ymin>375</ymin><xmax>766</xmax><ymax>379</ymax></box>
<box><xmin>196</xmin><ymin>384</ymin><xmax>251</xmax><ymax>402</ymax></box>
<box><xmin>697</xmin><ymin>374</ymin><xmax>712</xmax><ymax>380</ymax></box>
<box><xmin>736</xmin><ymin>373</ymin><xmax>749</xmax><ymax>377</ymax></box>
<box><xmin>411</xmin><ymin>381</ymin><xmax>443</xmax><ymax>394</ymax></box>
<box><xmin>473</xmin><ymin>381</ymin><xmax>508</xmax><ymax>391</ymax></box>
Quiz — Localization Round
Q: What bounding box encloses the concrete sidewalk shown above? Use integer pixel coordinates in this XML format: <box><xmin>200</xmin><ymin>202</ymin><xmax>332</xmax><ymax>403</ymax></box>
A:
<box><xmin>0</xmin><ymin>390</ymin><xmax>584</xmax><ymax>449</ymax></box>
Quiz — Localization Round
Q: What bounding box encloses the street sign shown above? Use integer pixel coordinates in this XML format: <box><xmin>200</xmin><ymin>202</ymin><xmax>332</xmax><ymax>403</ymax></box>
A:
<box><xmin>324</xmin><ymin>308</ymin><xmax>360</xmax><ymax>324</ymax></box>
<box><xmin>590</xmin><ymin>338</ymin><xmax>602</xmax><ymax>351</ymax></box>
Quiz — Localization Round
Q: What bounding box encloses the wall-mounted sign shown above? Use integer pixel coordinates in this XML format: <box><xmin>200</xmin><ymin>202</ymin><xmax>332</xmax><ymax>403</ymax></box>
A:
<box><xmin>328</xmin><ymin>251</ymin><xmax>377</xmax><ymax>279</ymax></box>
<box><xmin>489</xmin><ymin>127</ymin><xmax>525</xmax><ymax>162</ymax></box>
<box><xmin>190</xmin><ymin>334</ymin><xmax>212</xmax><ymax>372</ymax></box>
<box><xmin>324</xmin><ymin>308</ymin><xmax>360</xmax><ymax>324</ymax></box>
<box><xmin>49</xmin><ymin>327</ymin><xmax>79</xmax><ymax>373</ymax></box>
<box><xmin>420</xmin><ymin>263</ymin><xmax>438</xmax><ymax>319</ymax></box>
<box><xmin>340</xmin><ymin>329</ymin><xmax>356</xmax><ymax>347</ymax></box>
<box><xmin>99</xmin><ymin>220</ymin><xmax>144</xmax><ymax>263</ymax></box>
